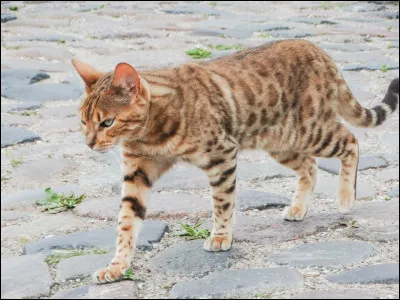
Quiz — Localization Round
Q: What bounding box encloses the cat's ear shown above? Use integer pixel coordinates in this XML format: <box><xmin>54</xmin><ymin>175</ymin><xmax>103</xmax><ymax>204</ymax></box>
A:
<box><xmin>71</xmin><ymin>59</ymin><xmax>103</xmax><ymax>93</ymax></box>
<box><xmin>112</xmin><ymin>62</ymin><xmax>141</xmax><ymax>94</ymax></box>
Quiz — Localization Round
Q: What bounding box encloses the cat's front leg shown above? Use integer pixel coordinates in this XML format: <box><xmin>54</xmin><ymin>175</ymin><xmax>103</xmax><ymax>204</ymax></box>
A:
<box><xmin>202</xmin><ymin>150</ymin><xmax>237</xmax><ymax>252</ymax></box>
<box><xmin>93</xmin><ymin>155</ymin><xmax>174</xmax><ymax>284</ymax></box>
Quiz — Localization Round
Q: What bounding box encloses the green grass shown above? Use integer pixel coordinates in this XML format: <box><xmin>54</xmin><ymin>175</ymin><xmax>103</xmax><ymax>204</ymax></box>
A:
<box><xmin>9</xmin><ymin>110</ymin><xmax>40</xmax><ymax>117</ymax></box>
<box><xmin>9</xmin><ymin>6</ymin><xmax>18</xmax><ymax>11</ymax></box>
<box><xmin>178</xmin><ymin>221</ymin><xmax>210</xmax><ymax>240</ymax></box>
<box><xmin>219</xmin><ymin>34</ymin><xmax>227</xmax><ymax>38</ymax></box>
<box><xmin>209</xmin><ymin>1</ymin><xmax>217</xmax><ymax>6</ymax></box>
<box><xmin>6</xmin><ymin>150</ymin><xmax>23</xmax><ymax>167</ymax></box>
<box><xmin>255</xmin><ymin>293</ymin><xmax>272</xmax><ymax>299</ymax></box>
<box><xmin>185</xmin><ymin>48</ymin><xmax>212</xmax><ymax>59</ymax></box>
<box><xmin>385</xmin><ymin>196</ymin><xmax>391</xmax><ymax>201</ymax></box>
<box><xmin>58</xmin><ymin>39</ymin><xmax>66</xmax><ymax>44</ymax></box>
<box><xmin>124</xmin><ymin>268</ymin><xmax>135</xmax><ymax>280</ymax></box>
<box><xmin>380</xmin><ymin>64</ymin><xmax>389</xmax><ymax>72</ymax></box>
<box><xmin>19</xmin><ymin>237</ymin><xmax>28</xmax><ymax>246</ymax></box>
<box><xmin>1</xmin><ymin>175</ymin><xmax>10</xmax><ymax>181</ymax></box>
<box><xmin>320</xmin><ymin>1</ymin><xmax>331</xmax><ymax>10</ymax></box>
<box><xmin>99</xmin><ymin>4</ymin><xmax>105</xmax><ymax>9</ymax></box>
<box><xmin>214</xmin><ymin>44</ymin><xmax>246</xmax><ymax>51</ymax></box>
<box><xmin>36</xmin><ymin>187</ymin><xmax>86</xmax><ymax>214</ymax></box>
<box><xmin>387</xmin><ymin>26</ymin><xmax>392</xmax><ymax>31</ymax></box>
<box><xmin>258</xmin><ymin>32</ymin><xmax>272</xmax><ymax>38</ymax></box>
<box><xmin>387</xmin><ymin>44</ymin><xmax>394</xmax><ymax>49</ymax></box>
<box><xmin>45</xmin><ymin>249</ymin><xmax>86</xmax><ymax>265</ymax></box>
<box><xmin>339</xmin><ymin>220</ymin><xmax>359</xmax><ymax>229</ymax></box>
<box><xmin>3</xmin><ymin>45</ymin><xmax>22</xmax><ymax>50</ymax></box>
<box><xmin>92</xmin><ymin>249</ymin><xmax>109</xmax><ymax>254</ymax></box>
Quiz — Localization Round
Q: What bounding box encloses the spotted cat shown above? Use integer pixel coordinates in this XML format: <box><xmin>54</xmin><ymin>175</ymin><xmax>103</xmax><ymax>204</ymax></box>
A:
<box><xmin>72</xmin><ymin>39</ymin><xmax>399</xmax><ymax>283</ymax></box>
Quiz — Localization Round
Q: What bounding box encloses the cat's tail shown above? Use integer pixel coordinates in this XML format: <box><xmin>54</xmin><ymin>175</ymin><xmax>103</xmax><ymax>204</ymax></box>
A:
<box><xmin>338</xmin><ymin>78</ymin><xmax>399</xmax><ymax>128</ymax></box>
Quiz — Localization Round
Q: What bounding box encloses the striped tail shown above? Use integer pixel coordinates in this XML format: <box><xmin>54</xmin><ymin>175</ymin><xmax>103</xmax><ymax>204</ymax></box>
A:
<box><xmin>338</xmin><ymin>78</ymin><xmax>399</xmax><ymax>128</ymax></box>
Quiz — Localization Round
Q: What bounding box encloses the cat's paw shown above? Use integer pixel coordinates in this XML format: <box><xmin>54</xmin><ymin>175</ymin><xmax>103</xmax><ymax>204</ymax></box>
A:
<box><xmin>282</xmin><ymin>205</ymin><xmax>307</xmax><ymax>221</ymax></box>
<box><xmin>92</xmin><ymin>263</ymin><xmax>128</xmax><ymax>284</ymax></box>
<box><xmin>338</xmin><ymin>187</ymin><xmax>356</xmax><ymax>213</ymax></box>
<box><xmin>204</xmin><ymin>235</ymin><xmax>232</xmax><ymax>252</ymax></box>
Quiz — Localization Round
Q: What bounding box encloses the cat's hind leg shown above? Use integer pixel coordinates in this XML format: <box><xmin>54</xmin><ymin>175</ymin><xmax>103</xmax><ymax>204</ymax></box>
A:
<box><xmin>269</xmin><ymin>151</ymin><xmax>317</xmax><ymax>221</ymax></box>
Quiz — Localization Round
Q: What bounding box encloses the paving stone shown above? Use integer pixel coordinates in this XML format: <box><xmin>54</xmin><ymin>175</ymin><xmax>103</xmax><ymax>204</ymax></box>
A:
<box><xmin>380</xmin><ymin>132</ymin><xmax>400</xmax><ymax>150</ymax></box>
<box><xmin>349</xmin><ymin>225</ymin><xmax>399</xmax><ymax>242</ymax></box>
<box><xmin>84</xmin><ymin>281</ymin><xmax>139</xmax><ymax>299</ymax></box>
<box><xmin>377</xmin><ymin>153</ymin><xmax>399</xmax><ymax>166</ymax></box>
<box><xmin>320</xmin><ymin>43</ymin><xmax>378</xmax><ymax>52</ymax></box>
<box><xmin>1</xmin><ymin>125</ymin><xmax>40</xmax><ymax>147</ymax></box>
<box><xmin>208</xmin><ymin>212</ymin><xmax>349</xmax><ymax>244</ymax></box>
<box><xmin>29</xmin><ymin>72</ymin><xmax>50</xmax><ymax>84</ymax></box>
<box><xmin>291</xmin><ymin>17</ymin><xmax>337</xmax><ymax>25</ymax></box>
<box><xmin>269</xmin><ymin>241</ymin><xmax>374</xmax><ymax>267</ymax></box>
<box><xmin>294</xmin><ymin>289</ymin><xmax>377</xmax><ymax>299</ymax></box>
<box><xmin>1</xmin><ymin>13</ymin><xmax>17</xmax><ymax>23</ymax></box>
<box><xmin>318</xmin><ymin>156</ymin><xmax>388</xmax><ymax>175</ymax></box>
<box><xmin>1</xmin><ymin>186</ymin><xmax>81</xmax><ymax>209</ymax></box>
<box><xmin>170</xmin><ymin>268</ymin><xmax>303</xmax><ymax>299</ymax></box>
<box><xmin>162</xmin><ymin>3</ymin><xmax>229</xmax><ymax>17</ymax></box>
<box><xmin>237</xmin><ymin>190</ymin><xmax>290</xmax><ymax>211</ymax></box>
<box><xmin>24</xmin><ymin>220</ymin><xmax>167</xmax><ymax>254</ymax></box>
<box><xmin>389</xmin><ymin>186</ymin><xmax>399</xmax><ymax>198</ymax></box>
<box><xmin>1</xmin><ymin>254</ymin><xmax>53</xmax><ymax>299</ymax></box>
<box><xmin>353</xmin><ymin>199</ymin><xmax>399</xmax><ymax>221</ymax></box>
<box><xmin>327</xmin><ymin>263</ymin><xmax>399</xmax><ymax>284</ymax></box>
<box><xmin>315</xmin><ymin>178</ymin><xmax>377</xmax><ymax>200</ymax></box>
<box><xmin>153</xmin><ymin>165</ymin><xmax>209</xmax><ymax>191</ymax></box>
<box><xmin>51</xmin><ymin>286</ymin><xmax>89</xmax><ymax>299</ymax></box>
<box><xmin>1</xmin><ymin>211</ymin><xmax>28</xmax><ymax>222</ymax></box>
<box><xmin>238</xmin><ymin>161</ymin><xmax>295</xmax><ymax>182</ymax></box>
<box><xmin>149</xmin><ymin>240</ymin><xmax>240</xmax><ymax>277</ymax></box>
<box><xmin>342</xmin><ymin>61</ymin><xmax>399</xmax><ymax>71</ymax></box>
<box><xmin>8</xmin><ymin>33</ymin><xmax>78</xmax><ymax>42</ymax></box>
<box><xmin>378</xmin><ymin>167</ymin><xmax>399</xmax><ymax>182</ymax></box>
<box><xmin>12</xmin><ymin>47</ymin><xmax>73</xmax><ymax>61</ymax></box>
<box><xmin>56</xmin><ymin>253</ymin><xmax>113</xmax><ymax>281</ymax></box>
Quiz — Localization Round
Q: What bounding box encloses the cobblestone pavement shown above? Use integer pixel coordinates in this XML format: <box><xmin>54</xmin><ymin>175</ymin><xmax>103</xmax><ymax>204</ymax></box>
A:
<box><xmin>1</xmin><ymin>1</ymin><xmax>399</xmax><ymax>299</ymax></box>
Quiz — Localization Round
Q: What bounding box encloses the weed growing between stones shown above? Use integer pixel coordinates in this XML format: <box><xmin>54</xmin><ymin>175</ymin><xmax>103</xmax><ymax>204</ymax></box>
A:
<box><xmin>9</xmin><ymin>110</ymin><xmax>40</xmax><ymax>117</ymax></box>
<box><xmin>380</xmin><ymin>64</ymin><xmax>389</xmax><ymax>72</ymax></box>
<box><xmin>213</xmin><ymin>44</ymin><xmax>246</xmax><ymax>51</ymax></box>
<box><xmin>339</xmin><ymin>220</ymin><xmax>359</xmax><ymax>229</ymax></box>
<box><xmin>6</xmin><ymin>149</ymin><xmax>23</xmax><ymax>167</ymax></box>
<box><xmin>9</xmin><ymin>6</ymin><xmax>18</xmax><ymax>11</ymax></box>
<box><xmin>45</xmin><ymin>248</ymin><xmax>110</xmax><ymax>265</ymax></box>
<box><xmin>36</xmin><ymin>187</ymin><xmax>86</xmax><ymax>214</ymax></box>
<box><xmin>178</xmin><ymin>220</ymin><xmax>211</xmax><ymax>240</ymax></box>
<box><xmin>185</xmin><ymin>47</ymin><xmax>212</xmax><ymax>59</ymax></box>
<box><xmin>258</xmin><ymin>32</ymin><xmax>272</xmax><ymax>38</ymax></box>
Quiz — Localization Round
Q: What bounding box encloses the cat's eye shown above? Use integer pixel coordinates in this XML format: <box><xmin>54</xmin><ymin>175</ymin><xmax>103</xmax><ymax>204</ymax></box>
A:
<box><xmin>81</xmin><ymin>120</ymin><xmax>86</xmax><ymax>125</ymax></box>
<box><xmin>101</xmin><ymin>118</ymin><xmax>114</xmax><ymax>128</ymax></box>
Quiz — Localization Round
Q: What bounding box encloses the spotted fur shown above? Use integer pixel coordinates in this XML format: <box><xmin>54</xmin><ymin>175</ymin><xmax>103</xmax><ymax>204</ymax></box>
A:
<box><xmin>72</xmin><ymin>40</ymin><xmax>399</xmax><ymax>284</ymax></box>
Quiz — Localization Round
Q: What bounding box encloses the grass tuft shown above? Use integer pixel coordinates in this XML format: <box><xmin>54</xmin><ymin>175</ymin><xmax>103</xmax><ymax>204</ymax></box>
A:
<box><xmin>58</xmin><ymin>39</ymin><xmax>66</xmax><ymax>44</ymax></box>
<box><xmin>36</xmin><ymin>187</ymin><xmax>86</xmax><ymax>214</ymax></box>
<box><xmin>258</xmin><ymin>32</ymin><xmax>272</xmax><ymax>38</ymax></box>
<box><xmin>186</xmin><ymin>47</ymin><xmax>212</xmax><ymax>59</ymax></box>
<box><xmin>214</xmin><ymin>44</ymin><xmax>246</xmax><ymax>51</ymax></box>
<box><xmin>380</xmin><ymin>64</ymin><xmax>388</xmax><ymax>72</ymax></box>
<box><xmin>9</xmin><ymin>110</ymin><xmax>40</xmax><ymax>117</ymax></box>
<box><xmin>9</xmin><ymin>6</ymin><xmax>18</xmax><ymax>11</ymax></box>
<box><xmin>178</xmin><ymin>220</ymin><xmax>211</xmax><ymax>240</ymax></box>
<box><xmin>6</xmin><ymin>150</ymin><xmax>23</xmax><ymax>167</ymax></box>
<box><xmin>339</xmin><ymin>220</ymin><xmax>359</xmax><ymax>228</ymax></box>
<box><xmin>45</xmin><ymin>249</ymin><xmax>86</xmax><ymax>265</ymax></box>
<box><xmin>99</xmin><ymin>4</ymin><xmax>105</xmax><ymax>9</ymax></box>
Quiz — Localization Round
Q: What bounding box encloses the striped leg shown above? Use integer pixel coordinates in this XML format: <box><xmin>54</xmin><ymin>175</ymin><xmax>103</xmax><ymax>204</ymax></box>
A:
<box><xmin>312</xmin><ymin>123</ymin><xmax>359</xmax><ymax>213</ymax></box>
<box><xmin>269</xmin><ymin>151</ymin><xmax>317</xmax><ymax>221</ymax></box>
<box><xmin>202</xmin><ymin>149</ymin><xmax>237</xmax><ymax>252</ymax></box>
<box><xmin>93</xmin><ymin>154</ymin><xmax>174</xmax><ymax>284</ymax></box>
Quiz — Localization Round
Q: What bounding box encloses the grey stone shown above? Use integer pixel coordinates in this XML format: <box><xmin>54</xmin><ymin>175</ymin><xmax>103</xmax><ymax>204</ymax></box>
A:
<box><xmin>321</xmin><ymin>43</ymin><xmax>378</xmax><ymax>52</ymax></box>
<box><xmin>8</xmin><ymin>33</ymin><xmax>78</xmax><ymax>42</ymax></box>
<box><xmin>51</xmin><ymin>286</ymin><xmax>90</xmax><ymax>299</ymax></box>
<box><xmin>1</xmin><ymin>125</ymin><xmax>40</xmax><ymax>147</ymax></box>
<box><xmin>149</xmin><ymin>240</ymin><xmax>240</xmax><ymax>276</ymax></box>
<box><xmin>208</xmin><ymin>212</ymin><xmax>350</xmax><ymax>244</ymax></box>
<box><xmin>377</xmin><ymin>153</ymin><xmax>399</xmax><ymax>166</ymax></box>
<box><xmin>270</xmin><ymin>30</ymin><xmax>312</xmax><ymax>38</ymax></box>
<box><xmin>153</xmin><ymin>165</ymin><xmax>209</xmax><ymax>191</ymax></box>
<box><xmin>270</xmin><ymin>241</ymin><xmax>374</xmax><ymax>267</ymax></box>
<box><xmin>318</xmin><ymin>156</ymin><xmax>388</xmax><ymax>175</ymax></box>
<box><xmin>314</xmin><ymin>178</ymin><xmax>377</xmax><ymax>200</ymax></box>
<box><xmin>291</xmin><ymin>17</ymin><xmax>337</xmax><ymax>25</ymax></box>
<box><xmin>2</xmin><ymin>82</ymin><xmax>82</xmax><ymax>105</ymax></box>
<box><xmin>170</xmin><ymin>268</ymin><xmax>303</xmax><ymax>299</ymax></box>
<box><xmin>162</xmin><ymin>3</ymin><xmax>229</xmax><ymax>17</ymax></box>
<box><xmin>29</xmin><ymin>72</ymin><xmax>50</xmax><ymax>84</ymax></box>
<box><xmin>1</xmin><ymin>69</ymin><xmax>49</xmax><ymax>88</ymax></box>
<box><xmin>327</xmin><ymin>263</ymin><xmax>399</xmax><ymax>284</ymax></box>
<box><xmin>1</xmin><ymin>185</ymin><xmax>82</xmax><ymax>209</ymax></box>
<box><xmin>237</xmin><ymin>190</ymin><xmax>290</xmax><ymax>211</ymax></box>
<box><xmin>238</xmin><ymin>161</ymin><xmax>295</xmax><ymax>182</ymax></box>
<box><xmin>380</xmin><ymin>132</ymin><xmax>400</xmax><ymax>150</ymax></box>
<box><xmin>353</xmin><ymin>199</ymin><xmax>399</xmax><ymax>221</ymax></box>
<box><xmin>378</xmin><ymin>167</ymin><xmax>399</xmax><ymax>182</ymax></box>
<box><xmin>1</xmin><ymin>254</ymin><xmax>53</xmax><ymax>299</ymax></box>
<box><xmin>350</xmin><ymin>225</ymin><xmax>399</xmax><ymax>242</ymax></box>
<box><xmin>389</xmin><ymin>186</ymin><xmax>399</xmax><ymax>198</ymax></box>
<box><xmin>56</xmin><ymin>253</ymin><xmax>113</xmax><ymax>281</ymax></box>
<box><xmin>342</xmin><ymin>61</ymin><xmax>398</xmax><ymax>71</ymax></box>
<box><xmin>84</xmin><ymin>281</ymin><xmax>139</xmax><ymax>299</ymax></box>
<box><xmin>294</xmin><ymin>289</ymin><xmax>377</xmax><ymax>299</ymax></box>
<box><xmin>24</xmin><ymin>220</ymin><xmax>167</xmax><ymax>254</ymax></box>
<box><xmin>1</xmin><ymin>211</ymin><xmax>27</xmax><ymax>222</ymax></box>
<box><xmin>1</xmin><ymin>13</ymin><xmax>17</xmax><ymax>23</ymax></box>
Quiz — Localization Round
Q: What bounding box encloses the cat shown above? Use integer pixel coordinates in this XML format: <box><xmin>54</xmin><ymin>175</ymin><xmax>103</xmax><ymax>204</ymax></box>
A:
<box><xmin>72</xmin><ymin>39</ymin><xmax>399</xmax><ymax>284</ymax></box>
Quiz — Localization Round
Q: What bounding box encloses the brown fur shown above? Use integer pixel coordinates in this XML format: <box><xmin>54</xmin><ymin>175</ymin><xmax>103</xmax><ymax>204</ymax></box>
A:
<box><xmin>72</xmin><ymin>40</ymin><xmax>399</xmax><ymax>284</ymax></box>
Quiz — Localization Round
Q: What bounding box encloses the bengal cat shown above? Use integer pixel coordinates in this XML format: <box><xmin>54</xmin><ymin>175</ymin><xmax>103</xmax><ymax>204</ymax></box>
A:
<box><xmin>72</xmin><ymin>39</ymin><xmax>399</xmax><ymax>284</ymax></box>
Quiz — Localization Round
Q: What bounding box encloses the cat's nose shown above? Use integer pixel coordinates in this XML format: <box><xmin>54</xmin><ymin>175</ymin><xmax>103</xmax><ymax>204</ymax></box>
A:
<box><xmin>87</xmin><ymin>141</ymin><xmax>95</xmax><ymax>149</ymax></box>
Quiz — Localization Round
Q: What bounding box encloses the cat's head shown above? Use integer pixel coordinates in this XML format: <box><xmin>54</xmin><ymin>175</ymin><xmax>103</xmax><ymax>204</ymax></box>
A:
<box><xmin>72</xmin><ymin>59</ymin><xmax>151</xmax><ymax>152</ymax></box>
